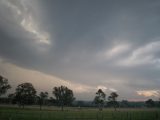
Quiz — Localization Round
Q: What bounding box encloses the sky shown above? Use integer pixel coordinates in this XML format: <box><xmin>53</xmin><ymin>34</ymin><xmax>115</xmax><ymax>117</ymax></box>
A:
<box><xmin>0</xmin><ymin>0</ymin><xmax>160</xmax><ymax>101</ymax></box>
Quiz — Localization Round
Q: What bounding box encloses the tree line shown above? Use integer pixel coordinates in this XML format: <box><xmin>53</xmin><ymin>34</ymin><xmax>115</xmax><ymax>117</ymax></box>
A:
<box><xmin>0</xmin><ymin>75</ymin><xmax>75</xmax><ymax>110</ymax></box>
<box><xmin>0</xmin><ymin>75</ymin><xmax>160</xmax><ymax>111</ymax></box>
<box><xmin>93</xmin><ymin>89</ymin><xmax>119</xmax><ymax>111</ymax></box>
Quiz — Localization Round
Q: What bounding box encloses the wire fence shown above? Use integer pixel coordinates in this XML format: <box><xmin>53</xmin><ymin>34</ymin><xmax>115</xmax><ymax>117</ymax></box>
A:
<box><xmin>0</xmin><ymin>110</ymin><xmax>160</xmax><ymax>120</ymax></box>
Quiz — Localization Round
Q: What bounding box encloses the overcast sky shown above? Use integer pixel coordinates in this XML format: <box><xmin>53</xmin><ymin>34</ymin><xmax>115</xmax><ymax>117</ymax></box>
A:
<box><xmin>0</xmin><ymin>0</ymin><xmax>160</xmax><ymax>101</ymax></box>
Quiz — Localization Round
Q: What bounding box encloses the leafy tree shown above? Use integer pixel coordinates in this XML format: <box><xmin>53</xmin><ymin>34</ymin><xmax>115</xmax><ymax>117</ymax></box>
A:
<box><xmin>121</xmin><ymin>100</ymin><xmax>129</xmax><ymax>108</ymax></box>
<box><xmin>145</xmin><ymin>99</ymin><xmax>155</xmax><ymax>108</ymax></box>
<box><xmin>158</xmin><ymin>98</ymin><xmax>160</xmax><ymax>108</ymax></box>
<box><xmin>15</xmin><ymin>83</ymin><xmax>36</xmax><ymax>108</ymax></box>
<box><xmin>93</xmin><ymin>89</ymin><xmax>106</xmax><ymax>111</ymax></box>
<box><xmin>48</xmin><ymin>97</ymin><xmax>57</xmax><ymax>106</ymax></box>
<box><xmin>37</xmin><ymin>91</ymin><xmax>48</xmax><ymax>110</ymax></box>
<box><xmin>8</xmin><ymin>93</ymin><xmax>16</xmax><ymax>104</ymax></box>
<box><xmin>0</xmin><ymin>75</ymin><xmax>11</xmax><ymax>96</ymax></box>
<box><xmin>108</xmin><ymin>92</ymin><xmax>119</xmax><ymax>111</ymax></box>
<box><xmin>77</xmin><ymin>100</ymin><xmax>85</xmax><ymax>107</ymax></box>
<box><xmin>52</xmin><ymin>86</ymin><xmax>75</xmax><ymax>111</ymax></box>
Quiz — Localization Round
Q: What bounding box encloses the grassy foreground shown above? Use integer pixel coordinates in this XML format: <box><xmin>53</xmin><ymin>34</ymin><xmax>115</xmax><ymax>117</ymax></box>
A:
<box><xmin>0</xmin><ymin>106</ymin><xmax>160</xmax><ymax>120</ymax></box>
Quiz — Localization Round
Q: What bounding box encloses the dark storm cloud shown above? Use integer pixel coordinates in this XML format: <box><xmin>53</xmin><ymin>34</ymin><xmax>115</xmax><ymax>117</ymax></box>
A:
<box><xmin>0</xmin><ymin>0</ymin><xmax>52</xmax><ymax>70</ymax></box>
<box><xmin>0</xmin><ymin>0</ymin><xmax>160</xmax><ymax>100</ymax></box>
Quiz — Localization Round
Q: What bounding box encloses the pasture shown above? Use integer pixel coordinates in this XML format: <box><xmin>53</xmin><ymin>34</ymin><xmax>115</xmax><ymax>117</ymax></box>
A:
<box><xmin>0</xmin><ymin>106</ymin><xmax>160</xmax><ymax>120</ymax></box>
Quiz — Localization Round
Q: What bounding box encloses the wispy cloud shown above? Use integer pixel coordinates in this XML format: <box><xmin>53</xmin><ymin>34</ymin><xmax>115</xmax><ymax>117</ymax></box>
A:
<box><xmin>109</xmin><ymin>88</ymin><xmax>117</xmax><ymax>92</ymax></box>
<box><xmin>106</xmin><ymin>43</ymin><xmax>130</xmax><ymax>58</ymax></box>
<box><xmin>97</xmin><ymin>85</ymin><xmax>107</xmax><ymax>91</ymax></box>
<box><xmin>96</xmin><ymin>85</ymin><xmax>117</xmax><ymax>92</ymax></box>
<box><xmin>118</xmin><ymin>40</ymin><xmax>160</xmax><ymax>66</ymax></box>
<box><xmin>137</xmin><ymin>90</ymin><xmax>160</xmax><ymax>97</ymax></box>
<box><xmin>2</xmin><ymin>0</ymin><xmax>50</xmax><ymax>45</ymax></box>
<box><xmin>1</xmin><ymin>0</ymin><xmax>160</xmax><ymax>100</ymax></box>
<box><xmin>97</xmin><ymin>43</ymin><xmax>130</xmax><ymax>62</ymax></box>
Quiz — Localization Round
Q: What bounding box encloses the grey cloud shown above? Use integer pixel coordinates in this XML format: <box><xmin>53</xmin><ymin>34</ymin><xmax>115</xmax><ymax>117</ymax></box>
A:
<box><xmin>0</xmin><ymin>0</ymin><xmax>160</xmax><ymax>100</ymax></box>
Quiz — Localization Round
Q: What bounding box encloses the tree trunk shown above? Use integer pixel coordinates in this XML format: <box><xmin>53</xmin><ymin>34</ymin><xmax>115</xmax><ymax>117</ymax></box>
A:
<box><xmin>18</xmin><ymin>102</ymin><xmax>21</xmax><ymax>108</ymax></box>
<box><xmin>61</xmin><ymin>101</ymin><xmax>64</xmax><ymax>111</ymax></box>
<box><xmin>98</xmin><ymin>104</ymin><xmax>102</xmax><ymax>111</ymax></box>
<box><xmin>40</xmin><ymin>105</ymin><xmax>42</xmax><ymax>110</ymax></box>
<box><xmin>61</xmin><ymin>105</ymin><xmax>64</xmax><ymax>111</ymax></box>
<box><xmin>98</xmin><ymin>104</ymin><xmax>100</xmax><ymax>111</ymax></box>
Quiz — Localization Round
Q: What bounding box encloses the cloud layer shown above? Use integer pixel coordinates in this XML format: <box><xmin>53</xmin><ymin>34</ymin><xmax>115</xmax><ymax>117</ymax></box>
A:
<box><xmin>0</xmin><ymin>0</ymin><xmax>160</xmax><ymax>101</ymax></box>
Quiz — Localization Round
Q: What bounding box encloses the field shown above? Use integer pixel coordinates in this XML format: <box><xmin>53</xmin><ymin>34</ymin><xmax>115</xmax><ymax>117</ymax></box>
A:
<box><xmin>0</xmin><ymin>106</ymin><xmax>160</xmax><ymax>120</ymax></box>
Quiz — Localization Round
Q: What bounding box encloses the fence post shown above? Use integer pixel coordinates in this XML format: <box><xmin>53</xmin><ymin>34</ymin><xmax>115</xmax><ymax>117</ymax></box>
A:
<box><xmin>156</xmin><ymin>112</ymin><xmax>158</xmax><ymax>120</ymax></box>
<box><xmin>112</xmin><ymin>112</ymin><xmax>114</xmax><ymax>120</ymax></box>
<box><xmin>128</xmin><ymin>113</ymin><xmax>131</xmax><ymax>120</ymax></box>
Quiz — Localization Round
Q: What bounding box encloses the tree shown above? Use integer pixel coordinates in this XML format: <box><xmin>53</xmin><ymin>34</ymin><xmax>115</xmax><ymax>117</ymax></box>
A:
<box><xmin>52</xmin><ymin>86</ymin><xmax>75</xmax><ymax>111</ymax></box>
<box><xmin>37</xmin><ymin>91</ymin><xmax>48</xmax><ymax>110</ymax></box>
<box><xmin>93</xmin><ymin>89</ymin><xmax>106</xmax><ymax>111</ymax></box>
<box><xmin>48</xmin><ymin>97</ymin><xmax>57</xmax><ymax>106</ymax></box>
<box><xmin>108</xmin><ymin>92</ymin><xmax>119</xmax><ymax>111</ymax></box>
<box><xmin>121</xmin><ymin>100</ymin><xmax>129</xmax><ymax>108</ymax></box>
<box><xmin>158</xmin><ymin>98</ymin><xmax>160</xmax><ymax>108</ymax></box>
<box><xmin>145</xmin><ymin>99</ymin><xmax>155</xmax><ymax>108</ymax></box>
<box><xmin>77</xmin><ymin>100</ymin><xmax>85</xmax><ymax>107</ymax></box>
<box><xmin>0</xmin><ymin>75</ymin><xmax>11</xmax><ymax>96</ymax></box>
<box><xmin>15</xmin><ymin>83</ymin><xmax>36</xmax><ymax>108</ymax></box>
<box><xmin>8</xmin><ymin>93</ymin><xmax>16</xmax><ymax>104</ymax></box>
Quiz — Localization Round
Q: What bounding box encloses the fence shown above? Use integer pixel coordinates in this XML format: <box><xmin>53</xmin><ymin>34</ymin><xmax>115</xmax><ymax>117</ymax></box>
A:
<box><xmin>0</xmin><ymin>110</ymin><xmax>160</xmax><ymax>120</ymax></box>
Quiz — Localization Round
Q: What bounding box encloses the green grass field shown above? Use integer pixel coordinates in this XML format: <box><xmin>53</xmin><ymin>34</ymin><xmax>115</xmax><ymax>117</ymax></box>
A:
<box><xmin>0</xmin><ymin>106</ymin><xmax>160</xmax><ymax>120</ymax></box>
